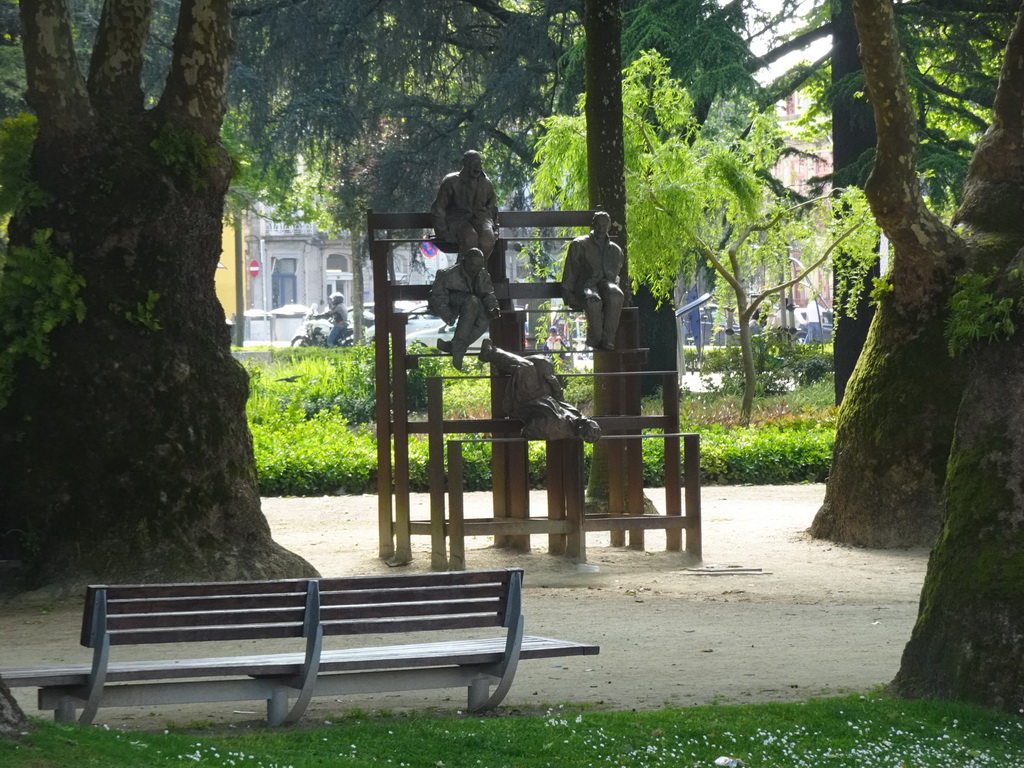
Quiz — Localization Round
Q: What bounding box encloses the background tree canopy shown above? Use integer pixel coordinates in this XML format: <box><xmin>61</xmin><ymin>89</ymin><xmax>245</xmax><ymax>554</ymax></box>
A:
<box><xmin>229</xmin><ymin>0</ymin><xmax>579</xmax><ymax>216</ymax></box>
<box><xmin>0</xmin><ymin>1</ymin><xmax>1013</xmax><ymax>225</ymax></box>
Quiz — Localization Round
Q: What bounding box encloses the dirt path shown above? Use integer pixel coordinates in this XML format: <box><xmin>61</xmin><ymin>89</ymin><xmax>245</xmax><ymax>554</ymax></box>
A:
<box><xmin>1</xmin><ymin>485</ymin><xmax>931</xmax><ymax>730</ymax></box>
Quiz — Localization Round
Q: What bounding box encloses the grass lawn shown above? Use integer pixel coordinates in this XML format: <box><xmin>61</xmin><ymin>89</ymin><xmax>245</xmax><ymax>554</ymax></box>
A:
<box><xmin>3</xmin><ymin>694</ymin><xmax>1022</xmax><ymax>767</ymax></box>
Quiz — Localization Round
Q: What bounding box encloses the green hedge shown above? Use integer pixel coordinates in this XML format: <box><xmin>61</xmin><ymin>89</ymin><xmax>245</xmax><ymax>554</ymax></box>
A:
<box><xmin>251</xmin><ymin>410</ymin><xmax>833</xmax><ymax>495</ymax></box>
<box><xmin>244</xmin><ymin>347</ymin><xmax>834</xmax><ymax>496</ymax></box>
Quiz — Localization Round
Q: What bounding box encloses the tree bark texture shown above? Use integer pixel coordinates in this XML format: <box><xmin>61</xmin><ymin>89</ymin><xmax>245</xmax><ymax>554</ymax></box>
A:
<box><xmin>891</xmin><ymin>328</ymin><xmax>1024</xmax><ymax>711</ymax></box>
<box><xmin>811</xmin><ymin>0</ymin><xmax>967</xmax><ymax>547</ymax></box>
<box><xmin>583</xmin><ymin>0</ymin><xmax>629</xmax><ymax>509</ymax></box>
<box><xmin>829</xmin><ymin>0</ymin><xmax>878</xmax><ymax>405</ymax></box>
<box><xmin>584</xmin><ymin>0</ymin><xmax>626</xmax><ymax>257</ymax></box>
<box><xmin>0</xmin><ymin>0</ymin><xmax>316</xmax><ymax>590</ymax></box>
<box><xmin>891</xmin><ymin>2</ymin><xmax>1024</xmax><ymax>711</ymax></box>
<box><xmin>0</xmin><ymin>679</ymin><xmax>29</xmax><ymax>739</ymax></box>
<box><xmin>810</xmin><ymin>305</ymin><xmax>963</xmax><ymax>546</ymax></box>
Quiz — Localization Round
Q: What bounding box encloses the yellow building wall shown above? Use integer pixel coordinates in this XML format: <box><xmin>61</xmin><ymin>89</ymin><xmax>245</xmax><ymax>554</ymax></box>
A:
<box><xmin>215</xmin><ymin>221</ymin><xmax>242</xmax><ymax>323</ymax></box>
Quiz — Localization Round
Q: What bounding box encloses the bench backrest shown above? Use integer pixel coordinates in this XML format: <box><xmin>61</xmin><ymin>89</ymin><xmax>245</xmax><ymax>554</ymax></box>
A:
<box><xmin>316</xmin><ymin>569</ymin><xmax>519</xmax><ymax>638</ymax></box>
<box><xmin>81</xmin><ymin>569</ymin><xmax>523</xmax><ymax>648</ymax></box>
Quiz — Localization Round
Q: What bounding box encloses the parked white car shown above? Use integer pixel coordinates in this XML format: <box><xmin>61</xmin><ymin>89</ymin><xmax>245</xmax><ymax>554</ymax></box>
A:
<box><xmin>403</xmin><ymin>303</ymin><xmax>490</xmax><ymax>351</ymax></box>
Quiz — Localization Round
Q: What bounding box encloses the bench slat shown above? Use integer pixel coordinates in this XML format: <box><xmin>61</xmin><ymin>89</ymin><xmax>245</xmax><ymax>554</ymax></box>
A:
<box><xmin>105</xmin><ymin>597</ymin><xmax>504</xmax><ymax>636</ymax></box>
<box><xmin>107</xmin><ymin>587</ymin><xmax>505</xmax><ymax>619</ymax></box>
<box><xmin>107</xmin><ymin>622</ymin><xmax>305</xmax><ymax>646</ymax></box>
<box><xmin>320</xmin><ymin>597</ymin><xmax>502</xmax><ymax>621</ymax></box>
<box><xmin>317</xmin><ymin>570</ymin><xmax>514</xmax><ymax>592</ymax></box>
<box><xmin>82</xmin><ymin>581</ymin><xmax>310</xmax><ymax>644</ymax></box>
<box><xmin>107</xmin><ymin>593</ymin><xmax>310</xmax><ymax>615</ymax></box>
<box><xmin>108</xmin><ymin>607</ymin><xmax>307</xmax><ymax>631</ymax></box>
<box><xmin>2</xmin><ymin>636</ymin><xmax>597</xmax><ymax>686</ymax></box>
<box><xmin>319</xmin><ymin>583</ymin><xmax>507</xmax><ymax>606</ymax></box>
<box><xmin>94</xmin><ymin>580</ymin><xmax>311</xmax><ymax>598</ymax></box>
<box><xmin>321</xmin><ymin>613</ymin><xmax>502</xmax><ymax>636</ymax></box>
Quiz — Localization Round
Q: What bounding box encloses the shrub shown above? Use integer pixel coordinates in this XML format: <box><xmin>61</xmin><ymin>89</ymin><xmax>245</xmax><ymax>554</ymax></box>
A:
<box><xmin>245</xmin><ymin>349</ymin><xmax>835</xmax><ymax>496</ymax></box>
<box><xmin>561</xmin><ymin>372</ymin><xmax>595</xmax><ymax>409</ymax></box>
<box><xmin>247</xmin><ymin>347</ymin><xmax>377</xmax><ymax>425</ymax></box>
<box><xmin>405</xmin><ymin>345</ymin><xmax>463</xmax><ymax>412</ymax></box>
<box><xmin>700</xmin><ymin>338</ymin><xmax>834</xmax><ymax>396</ymax></box>
<box><xmin>252</xmin><ymin>410</ymin><xmax>377</xmax><ymax>495</ymax></box>
<box><xmin>698</xmin><ymin>424</ymin><xmax>833</xmax><ymax>484</ymax></box>
<box><xmin>438</xmin><ymin>377</ymin><xmax>494</xmax><ymax>419</ymax></box>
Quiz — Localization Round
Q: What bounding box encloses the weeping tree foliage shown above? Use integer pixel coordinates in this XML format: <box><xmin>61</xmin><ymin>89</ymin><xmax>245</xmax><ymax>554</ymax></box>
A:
<box><xmin>896</xmin><ymin>1</ymin><xmax>1017</xmax><ymax>211</ymax></box>
<box><xmin>534</xmin><ymin>51</ymin><xmax>878</xmax><ymax>424</ymax></box>
<box><xmin>21</xmin><ymin>1</ymin><xmax>579</xmax><ymax>223</ymax></box>
<box><xmin>620</xmin><ymin>0</ymin><xmax>759</xmax><ymax>124</ymax></box>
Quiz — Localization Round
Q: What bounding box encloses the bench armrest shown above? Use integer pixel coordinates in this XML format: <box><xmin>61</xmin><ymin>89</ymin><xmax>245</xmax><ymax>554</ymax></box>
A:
<box><xmin>79</xmin><ymin>589</ymin><xmax>110</xmax><ymax>724</ymax></box>
<box><xmin>282</xmin><ymin>581</ymin><xmax>324</xmax><ymax>725</ymax></box>
<box><xmin>477</xmin><ymin>570</ymin><xmax>524</xmax><ymax>711</ymax></box>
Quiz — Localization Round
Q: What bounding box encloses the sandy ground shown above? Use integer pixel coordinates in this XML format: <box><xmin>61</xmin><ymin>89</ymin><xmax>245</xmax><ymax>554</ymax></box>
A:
<box><xmin>0</xmin><ymin>484</ymin><xmax>932</xmax><ymax>730</ymax></box>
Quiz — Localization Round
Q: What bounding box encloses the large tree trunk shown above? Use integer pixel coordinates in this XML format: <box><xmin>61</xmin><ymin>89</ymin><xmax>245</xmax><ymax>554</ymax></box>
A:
<box><xmin>892</xmin><ymin>329</ymin><xmax>1024</xmax><ymax>710</ymax></box>
<box><xmin>810</xmin><ymin>0</ymin><xmax>966</xmax><ymax>548</ymax></box>
<box><xmin>0</xmin><ymin>0</ymin><xmax>315</xmax><ymax>591</ymax></box>
<box><xmin>584</xmin><ymin>0</ymin><xmax>626</xmax><ymax>242</ymax></box>
<box><xmin>891</xmin><ymin>2</ymin><xmax>1024</xmax><ymax>711</ymax></box>
<box><xmin>810</xmin><ymin>301</ymin><xmax>963</xmax><ymax>546</ymax></box>
<box><xmin>585</xmin><ymin>0</ymin><xmax>672</xmax><ymax>395</ymax></box>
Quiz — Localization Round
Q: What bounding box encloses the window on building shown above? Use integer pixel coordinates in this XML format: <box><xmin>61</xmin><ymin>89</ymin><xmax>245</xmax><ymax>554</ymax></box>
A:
<box><xmin>272</xmin><ymin>258</ymin><xmax>297</xmax><ymax>308</ymax></box>
<box><xmin>326</xmin><ymin>253</ymin><xmax>350</xmax><ymax>272</ymax></box>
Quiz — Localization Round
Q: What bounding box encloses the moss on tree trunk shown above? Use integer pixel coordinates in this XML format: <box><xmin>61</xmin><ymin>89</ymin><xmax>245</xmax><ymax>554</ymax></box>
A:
<box><xmin>891</xmin><ymin>331</ymin><xmax>1024</xmax><ymax>711</ymax></box>
<box><xmin>843</xmin><ymin>0</ymin><xmax>1024</xmax><ymax>712</ymax></box>
<box><xmin>810</xmin><ymin>299</ymin><xmax>965</xmax><ymax>547</ymax></box>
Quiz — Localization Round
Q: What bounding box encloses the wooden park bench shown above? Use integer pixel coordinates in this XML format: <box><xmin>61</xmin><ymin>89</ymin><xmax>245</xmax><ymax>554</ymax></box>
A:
<box><xmin>0</xmin><ymin>568</ymin><xmax>598</xmax><ymax>726</ymax></box>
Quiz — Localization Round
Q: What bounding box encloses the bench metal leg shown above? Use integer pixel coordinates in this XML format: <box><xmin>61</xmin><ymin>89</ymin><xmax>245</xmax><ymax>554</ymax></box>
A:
<box><xmin>467</xmin><ymin>676</ymin><xmax>490</xmax><ymax>712</ymax></box>
<box><xmin>55</xmin><ymin>697</ymin><xmax>76</xmax><ymax>723</ymax></box>
<box><xmin>267</xmin><ymin>687</ymin><xmax>290</xmax><ymax>726</ymax></box>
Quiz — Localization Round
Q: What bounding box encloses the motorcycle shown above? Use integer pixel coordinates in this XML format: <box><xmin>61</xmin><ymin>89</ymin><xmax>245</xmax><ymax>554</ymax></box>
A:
<box><xmin>290</xmin><ymin>305</ymin><xmax>353</xmax><ymax>347</ymax></box>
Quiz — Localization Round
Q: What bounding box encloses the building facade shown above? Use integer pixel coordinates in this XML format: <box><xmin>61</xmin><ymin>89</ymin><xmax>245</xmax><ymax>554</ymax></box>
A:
<box><xmin>231</xmin><ymin>208</ymin><xmax>364</xmax><ymax>344</ymax></box>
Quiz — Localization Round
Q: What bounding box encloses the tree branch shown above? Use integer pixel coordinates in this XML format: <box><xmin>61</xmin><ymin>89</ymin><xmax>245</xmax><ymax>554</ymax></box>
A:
<box><xmin>757</xmin><ymin>52</ymin><xmax>833</xmax><ymax>112</ymax></box>
<box><xmin>750</xmin><ymin>23</ymin><xmax>833</xmax><ymax>72</ymax></box>
<box><xmin>88</xmin><ymin>0</ymin><xmax>154</xmax><ymax>112</ymax></box>
<box><xmin>19</xmin><ymin>0</ymin><xmax>91</xmax><ymax>133</ymax></box>
<box><xmin>853</xmin><ymin>0</ymin><xmax>955</xmax><ymax>271</ymax></box>
<box><xmin>233</xmin><ymin>0</ymin><xmax>314</xmax><ymax>19</ymax></box>
<box><xmin>157</xmin><ymin>0</ymin><xmax>233</xmax><ymax>136</ymax></box>
<box><xmin>754</xmin><ymin>220</ymin><xmax>864</xmax><ymax>305</ymax></box>
<box><xmin>905</xmin><ymin>60</ymin><xmax>990</xmax><ymax>133</ymax></box>
<box><xmin>854</xmin><ymin>0</ymin><xmax>920</xmax><ymax>218</ymax></box>
<box><xmin>458</xmin><ymin>0</ymin><xmax>513</xmax><ymax>23</ymax></box>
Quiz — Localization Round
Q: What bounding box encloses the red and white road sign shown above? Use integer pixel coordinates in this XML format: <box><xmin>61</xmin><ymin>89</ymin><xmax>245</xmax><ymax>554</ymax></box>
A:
<box><xmin>248</xmin><ymin>259</ymin><xmax>261</xmax><ymax>278</ymax></box>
